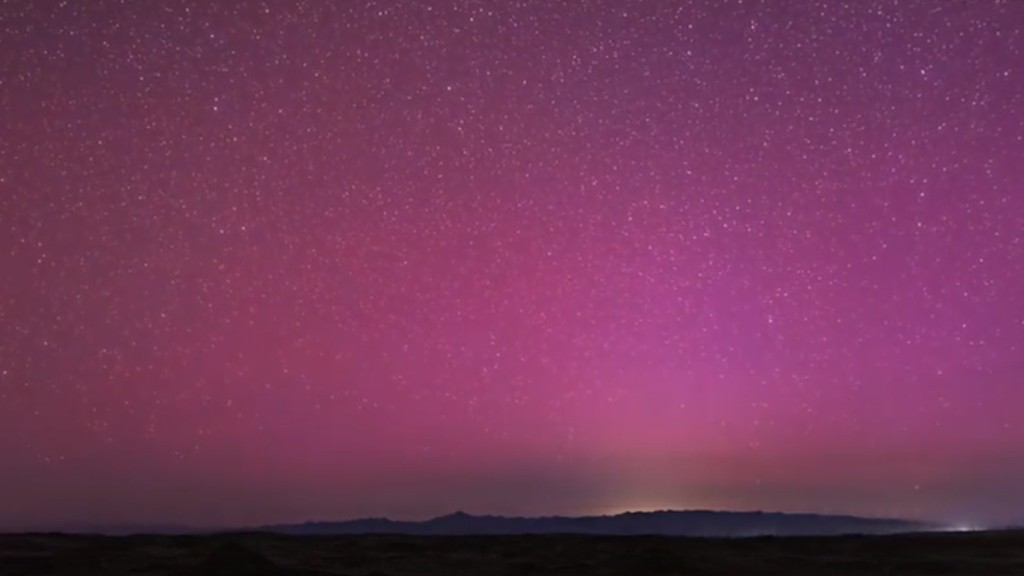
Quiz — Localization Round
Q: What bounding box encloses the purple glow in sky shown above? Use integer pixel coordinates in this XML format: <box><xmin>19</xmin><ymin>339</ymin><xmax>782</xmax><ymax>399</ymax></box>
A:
<box><xmin>1</xmin><ymin>0</ymin><xmax>1023</xmax><ymax>530</ymax></box>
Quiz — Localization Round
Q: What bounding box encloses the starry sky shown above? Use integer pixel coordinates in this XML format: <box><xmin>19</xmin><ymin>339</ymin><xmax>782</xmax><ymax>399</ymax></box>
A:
<box><xmin>2</xmin><ymin>0</ymin><xmax>1023</xmax><ymax>531</ymax></box>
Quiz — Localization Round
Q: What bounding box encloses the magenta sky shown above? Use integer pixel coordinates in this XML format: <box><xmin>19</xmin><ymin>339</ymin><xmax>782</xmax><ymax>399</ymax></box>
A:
<box><xmin>2</xmin><ymin>0</ymin><xmax>1023</xmax><ymax>531</ymax></box>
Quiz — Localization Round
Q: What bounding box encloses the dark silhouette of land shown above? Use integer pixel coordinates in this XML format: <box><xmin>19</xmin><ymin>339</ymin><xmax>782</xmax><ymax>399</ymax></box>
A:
<box><xmin>257</xmin><ymin>509</ymin><xmax>932</xmax><ymax>537</ymax></box>
<box><xmin>2</xmin><ymin>528</ymin><xmax>1023</xmax><ymax>575</ymax></box>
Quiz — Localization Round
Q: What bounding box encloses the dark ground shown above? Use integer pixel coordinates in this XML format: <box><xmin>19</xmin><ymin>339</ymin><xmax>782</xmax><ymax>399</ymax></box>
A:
<box><xmin>1</xmin><ymin>530</ymin><xmax>1023</xmax><ymax>575</ymax></box>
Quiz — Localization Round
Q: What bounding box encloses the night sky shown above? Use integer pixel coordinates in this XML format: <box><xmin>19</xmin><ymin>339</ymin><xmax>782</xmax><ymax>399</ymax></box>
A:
<box><xmin>2</xmin><ymin>0</ymin><xmax>1023</xmax><ymax>531</ymax></box>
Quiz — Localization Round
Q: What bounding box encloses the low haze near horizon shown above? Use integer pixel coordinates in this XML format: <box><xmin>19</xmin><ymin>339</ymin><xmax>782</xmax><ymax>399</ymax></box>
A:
<box><xmin>2</xmin><ymin>0</ymin><xmax>1023</xmax><ymax>531</ymax></box>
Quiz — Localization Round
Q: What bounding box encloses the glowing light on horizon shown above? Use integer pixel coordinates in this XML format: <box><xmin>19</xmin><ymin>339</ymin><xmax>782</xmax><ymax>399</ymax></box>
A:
<box><xmin>945</xmin><ymin>523</ymin><xmax>984</xmax><ymax>533</ymax></box>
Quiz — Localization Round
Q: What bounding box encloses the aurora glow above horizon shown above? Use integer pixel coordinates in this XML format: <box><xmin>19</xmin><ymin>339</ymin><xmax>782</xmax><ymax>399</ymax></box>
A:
<box><xmin>1</xmin><ymin>0</ymin><xmax>1023</xmax><ymax>531</ymax></box>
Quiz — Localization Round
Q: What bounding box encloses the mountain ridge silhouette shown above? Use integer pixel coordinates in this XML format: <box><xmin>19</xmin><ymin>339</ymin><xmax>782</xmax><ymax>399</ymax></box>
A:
<box><xmin>254</xmin><ymin>509</ymin><xmax>937</xmax><ymax>536</ymax></box>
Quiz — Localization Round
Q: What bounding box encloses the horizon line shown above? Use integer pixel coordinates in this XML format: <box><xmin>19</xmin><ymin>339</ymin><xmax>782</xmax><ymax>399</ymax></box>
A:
<box><xmin>2</xmin><ymin>506</ymin><xmax>956</xmax><ymax>535</ymax></box>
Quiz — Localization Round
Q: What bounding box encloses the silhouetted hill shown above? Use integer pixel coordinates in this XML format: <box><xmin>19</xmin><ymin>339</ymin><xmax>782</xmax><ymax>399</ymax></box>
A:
<box><xmin>256</xmin><ymin>509</ymin><xmax>934</xmax><ymax>537</ymax></box>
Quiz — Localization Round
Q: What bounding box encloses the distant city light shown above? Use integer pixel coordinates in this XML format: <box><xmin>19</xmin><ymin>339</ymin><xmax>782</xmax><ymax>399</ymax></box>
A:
<box><xmin>946</xmin><ymin>523</ymin><xmax>983</xmax><ymax>532</ymax></box>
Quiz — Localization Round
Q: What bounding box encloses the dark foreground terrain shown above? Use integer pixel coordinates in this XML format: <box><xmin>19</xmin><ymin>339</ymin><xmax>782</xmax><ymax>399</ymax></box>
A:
<box><xmin>2</xmin><ymin>530</ymin><xmax>1023</xmax><ymax>575</ymax></box>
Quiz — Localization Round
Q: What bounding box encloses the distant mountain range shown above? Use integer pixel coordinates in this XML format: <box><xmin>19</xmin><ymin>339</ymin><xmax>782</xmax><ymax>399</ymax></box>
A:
<box><xmin>255</xmin><ymin>510</ymin><xmax>936</xmax><ymax>537</ymax></box>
